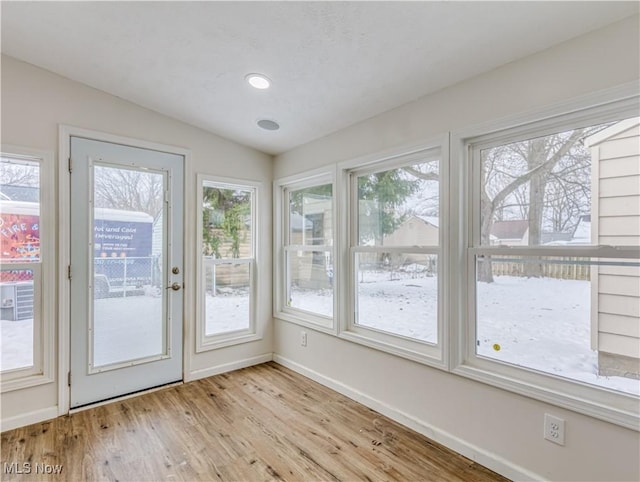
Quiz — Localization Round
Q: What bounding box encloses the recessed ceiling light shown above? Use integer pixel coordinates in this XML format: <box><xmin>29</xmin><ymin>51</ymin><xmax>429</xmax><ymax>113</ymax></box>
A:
<box><xmin>245</xmin><ymin>73</ymin><xmax>271</xmax><ymax>90</ymax></box>
<box><xmin>257</xmin><ymin>119</ymin><xmax>280</xmax><ymax>131</ymax></box>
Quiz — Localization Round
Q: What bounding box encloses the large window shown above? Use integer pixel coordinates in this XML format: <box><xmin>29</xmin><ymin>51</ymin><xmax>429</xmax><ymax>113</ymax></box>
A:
<box><xmin>285</xmin><ymin>183</ymin><xmax>334</xmax><ymax>322</ymax></box>
<box><xmin>345</xmin><ymin>147</ymin><xmax>444</xmax><ymax>362</ymax></box>
<box><xmin>196</xmin><ymin>176</ymin><xmax>257</xmax><ymax>350</ymax></box>
<box><xmin>274</xmin><ymin>171</ymin><xmax>335</xmax><ymax>330</ymax></box>
<box><xmin>0</xmin><ymin>150</ymin><xmax>54</xmax><ymax>389</ymax></box>
<box><xmin>458</xmin><ymin>104</ymin><xmax>640</xmax><ymax>427</ymax></box>
<box><xmin>273</xmin><ymin>91</ymin><xmax>638</xmax><ymax>428</ymax></box>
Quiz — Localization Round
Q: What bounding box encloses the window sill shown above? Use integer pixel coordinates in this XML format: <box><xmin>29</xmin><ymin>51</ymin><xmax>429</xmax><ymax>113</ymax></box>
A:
<box><xmin>195</xmin><ymin>332</ymin><xmax>262</xmax><ymax>353</ymax></box>
<box><xmin>338</xmin><ymin>329</ymin><xmax>446</xmax><ymax>371</ymax></box>
<box><xmin>274</xmin><ymin>310</ymin><xmax>336</xmax><ymax>335</ymax></box>
<box><xmin>452</xmin><ymin>360</ymin><xmax>640</xmax><ymax>431</ymax></box>
<box><xmin>1</xmin><ymin>372</ymin><xmax>55</xmax><ymax>393</ymax></box>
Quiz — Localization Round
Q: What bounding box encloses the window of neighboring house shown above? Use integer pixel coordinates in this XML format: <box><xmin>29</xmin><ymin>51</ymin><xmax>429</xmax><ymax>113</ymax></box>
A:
<box><xmin>281</xmin><ymin>179</ymin><xmax>334</xmax><ymax>327</ymax></box>
<box><xmin>459</xmin><ymin>107</ymin><xmax>640</xmax><ymax>426</ymax></box>
<box><xmin>0</xmin><ymin>150</ymin><xmax>54</xmax><ymax>390</ymax></box>
<box><xmin>344</xmin><ymin>146</ymin><xmax>444</xmax><ymax>363</ymax></box>
<box><xmin>196</xmin><ymin>176</ymin><xmax>258</xmax><ymax>350</ymax></box>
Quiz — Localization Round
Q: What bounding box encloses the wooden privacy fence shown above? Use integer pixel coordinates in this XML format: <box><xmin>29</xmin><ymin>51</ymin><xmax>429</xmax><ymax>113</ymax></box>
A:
<box><xmin>489</xmin><ymin>256</ymin><xmax>591</xmax><ymax>280</ymax></box>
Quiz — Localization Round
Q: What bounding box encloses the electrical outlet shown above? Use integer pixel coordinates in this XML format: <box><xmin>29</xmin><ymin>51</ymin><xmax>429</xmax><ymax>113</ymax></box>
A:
<box><xmin>544</xmin><ymin>413</ymin><xmax>565</xmax><ymax>446</ymax></box>
<box><xmin>300</xmin><ymin>331</ymin><xmax>307</xmax><ymax>347</ymax></box>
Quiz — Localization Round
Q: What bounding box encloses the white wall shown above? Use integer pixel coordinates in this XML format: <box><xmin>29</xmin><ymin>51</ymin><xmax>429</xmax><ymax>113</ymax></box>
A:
<box><xmin>273</xmin><ymin>16</ymin><xmax>640</xmax><ymax>482</ymax></box>
<box><xmin>1</xmin><ymin>55</ymin><xmax>273</xmax><ymax>427</ymax></box>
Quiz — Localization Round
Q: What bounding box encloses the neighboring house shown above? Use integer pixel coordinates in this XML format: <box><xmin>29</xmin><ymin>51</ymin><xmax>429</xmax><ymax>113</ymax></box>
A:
<box><xmin>290</xmin><ymin>195</ymin><xmax>332</xmax><ymax>289</ymax></box>
<box><xmin>490</xmin><ymin>220</ymin><xmax>529</xmax><ymax>246</ymax></box>
<box><xmin>382</xmin><ymin>215</ymin><xmax>439</xmax><ymax>247</ymax></box>
<box><xmin>289</xmin><ymin>212</ymin><xmax>312</xmax><ymax>243</ymax></box>
<box><xmin>290</xmin><ymin>195</ymin><xmax>332</xmax><ymax>246</ymax></box>
<box><xmin>381</xmin><ymin>215</ymin><xmax>439</xmax><ymax>269</ymax></box>
<box><xmin>586</xmin><ymin>117</ymin><xmax>640</xmax><ymax>379</ymax></box>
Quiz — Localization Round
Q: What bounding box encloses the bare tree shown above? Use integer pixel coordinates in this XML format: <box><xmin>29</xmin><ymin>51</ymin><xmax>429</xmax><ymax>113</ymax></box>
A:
<box><xmin>544</xmin><ymin>149</ymin><xmax>592</xmax><ymax>233</ymax></box>
<box><xmin>479</xmin><ymin>128</ymin><xmax>593</xmax><ymax>282</ymax></box>
<box><xmin>93</xmin><ymin>166</ymin><xmax>164</xmax><ymax>218</ymax></box>
<box><xmin>0</xmin><ymin>160</ymin><xmax>39</xmax><ymax>188</ymax></box>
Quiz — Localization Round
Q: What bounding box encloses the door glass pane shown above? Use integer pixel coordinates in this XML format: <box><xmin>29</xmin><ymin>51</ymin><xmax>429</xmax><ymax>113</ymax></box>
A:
<box><xmin>1</xmin><ymin>157</ymin><xmax>40</xmax><ymax>373</ymax></box>
<box><xmin>92</xmin><ymin>165</ymin><xmax>166</xmax><ymax>368</ymax></box>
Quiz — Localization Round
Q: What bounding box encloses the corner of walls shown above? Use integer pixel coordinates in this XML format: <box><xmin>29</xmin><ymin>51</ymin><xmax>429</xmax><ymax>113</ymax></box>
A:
<box><xmin>187</xmin><ymin>353</ymin><xmax>274</xmax><ymax>383</ymax></box>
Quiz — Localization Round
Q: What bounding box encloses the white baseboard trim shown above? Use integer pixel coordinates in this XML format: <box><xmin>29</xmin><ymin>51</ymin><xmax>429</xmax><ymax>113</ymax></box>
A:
<box><xmin>187</xmin><ymin>353</ymin><xmax>274</xmax><ymax>382</ymax></box>
<box><xmin>273</xmin><ymin>354</ymin><xmax>541</xmax><ymax>482</ymax></box>
<box><xmin>1</xmin><ymin>406</ymin><xmax>59</xmax><ymax>433</ymax></box>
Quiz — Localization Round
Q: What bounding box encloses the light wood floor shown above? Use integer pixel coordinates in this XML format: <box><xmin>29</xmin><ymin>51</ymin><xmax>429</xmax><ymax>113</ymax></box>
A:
<box><xmin>1</xmin><ymin>362</ymin><xmax>508</xmax><ymax>481</ymax></box>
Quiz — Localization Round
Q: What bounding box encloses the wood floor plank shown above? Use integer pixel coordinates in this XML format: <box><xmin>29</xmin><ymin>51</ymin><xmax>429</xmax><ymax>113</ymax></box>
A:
<box><xmin>1</xmin><ymin>362</ymin><xmax>509</xmax><ymax>481</ymax></box>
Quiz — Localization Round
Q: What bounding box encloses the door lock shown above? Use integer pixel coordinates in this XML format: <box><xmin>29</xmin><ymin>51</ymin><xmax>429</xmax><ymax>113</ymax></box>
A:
<box><xmin>167</xmin><ymin>282</ymin><xmax>182</xmax><ymax>291</ymax></box>
<box><xmin>172</xmin><ymin>266</ymin><xmax>180</xmax><ymax>275</ymax></box>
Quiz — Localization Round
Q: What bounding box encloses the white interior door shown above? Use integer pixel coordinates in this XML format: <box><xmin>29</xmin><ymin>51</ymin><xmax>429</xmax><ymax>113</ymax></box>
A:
<box><xmin>70</xmin><ymin>137</ymin><xmax>183</xmax><ymax>408</ymax></box>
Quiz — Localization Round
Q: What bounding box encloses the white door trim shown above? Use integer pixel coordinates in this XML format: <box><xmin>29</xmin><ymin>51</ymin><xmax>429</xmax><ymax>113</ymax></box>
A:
<box><xmin>58</xmin><ymin>125</ymin><xmax>193</xmax><ymax>415</ymax></box>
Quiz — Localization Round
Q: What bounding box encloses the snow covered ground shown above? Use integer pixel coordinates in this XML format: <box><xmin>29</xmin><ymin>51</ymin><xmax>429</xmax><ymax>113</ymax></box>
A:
<box><xmin>293</xmin><ymin>270</ymin><xmax>639</xmax><ymax>396</ymax></box>
<box><xmin>205</xmin><ymin>289</ymin><xmax>250</xmax><ymax>335</ymax></box>
<box><xmin>1</xmin><ymin>317</ymin><xmax>33</xmax><ymax>371</ymax></box>
<box><xmin>356</xmin><ymin>269</ymin><xmax>438</xmax><ymax>343</ymax></box>
<box><xmin>2</xmin><ymin>274</ymin><xmax>638</xmax><ymax>396</ymax></box>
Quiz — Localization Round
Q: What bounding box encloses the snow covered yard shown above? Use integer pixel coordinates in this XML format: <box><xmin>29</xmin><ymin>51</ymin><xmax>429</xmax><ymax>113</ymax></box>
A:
<box><xmin>1</xmin><ymin>317</ymin><xmax>33</xmax><ymax>371</ymax></box>
<box><xmin>293</xmin><ymin>270</ymin><xmax>638</xmax><ymax>395</ymax></box>
<box><xmin>205</xmin><ymin>288</ymin><xmax>250</xmax><ymax>335</ymax></box>
<box><xmin>2</xmin><ymin>274</ymin><xmax>638</xmax><ymax>395</ymax></box>
<box><xmin>474</xmin><ymin>276</ymin><xmax>629</xmax><ymax>391</ymax></box>
<box><xmin>357</xmin><ymin>269</ymin><xmax>438</xmax><ymax>343</ymax></box>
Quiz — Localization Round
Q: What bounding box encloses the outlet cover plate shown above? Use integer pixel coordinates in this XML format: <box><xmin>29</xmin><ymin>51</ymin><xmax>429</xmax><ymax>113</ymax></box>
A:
<box><xmin>544</xmin><ymin>413</ymin><xmax>565</xmax><ymax>446</ymax></box>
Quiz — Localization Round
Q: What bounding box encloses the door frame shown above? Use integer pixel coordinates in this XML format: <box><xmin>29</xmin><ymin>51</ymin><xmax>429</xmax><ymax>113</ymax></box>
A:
<box><xmin>58</xmin><ymin>126</ymin><xmax>193</xmax><ymax>415</ymax></box>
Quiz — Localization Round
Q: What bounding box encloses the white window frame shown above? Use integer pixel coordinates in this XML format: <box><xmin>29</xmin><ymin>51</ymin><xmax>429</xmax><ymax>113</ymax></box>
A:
<box><xmin>451</xmin><ymin>85</ymin><xmax>640</xmax><ymax>430</ymax></box>
<box><xmin>274</xmin><ymin>168</ymin><xmax>336</xmax><ymax>332</ymax></box>
<box><xmin>338</xmin><ymin>138</ymin><xmax>449</xmax><ymax>368</ymax></box>
<box><xmin>195</xmin><ymin>175</ymin><xmax>260</xmax><ymax>352</ymax></box>
<box><xmin>0</xmin><ymin>146</ymin><xmax>55</xmax><ymax>392</ymax></box>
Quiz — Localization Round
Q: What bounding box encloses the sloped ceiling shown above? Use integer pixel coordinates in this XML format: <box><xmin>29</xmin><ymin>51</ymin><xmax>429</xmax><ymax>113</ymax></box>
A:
<box><xmin>1</xmin><ymin>1</ymin><xmax>638</xmax><ymax>154</ymax></box>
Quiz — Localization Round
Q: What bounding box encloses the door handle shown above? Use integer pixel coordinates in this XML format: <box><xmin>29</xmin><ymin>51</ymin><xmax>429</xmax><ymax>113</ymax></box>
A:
<box><xmin>167</xmin><ymin>282</ymin><xmax>182</xmax><ymax>291</ymax></box>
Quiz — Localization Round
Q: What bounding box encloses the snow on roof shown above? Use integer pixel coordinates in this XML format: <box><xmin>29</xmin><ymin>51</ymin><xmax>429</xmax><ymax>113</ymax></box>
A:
<box><xmin>0</xmin><ymin>200</ymin><xmax>39</xmax><ymax>215</ymax></box>
<box><xmin>0</xmin><ymin>185</ymin><xmax>39</xmax><ymax>202</ymax></box>
<box><xmin>490</xmin><ymin>220</ymin><xmax>529</xmax><ymax>240</ymax></box>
